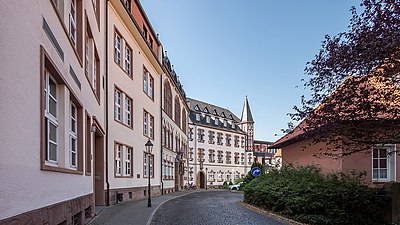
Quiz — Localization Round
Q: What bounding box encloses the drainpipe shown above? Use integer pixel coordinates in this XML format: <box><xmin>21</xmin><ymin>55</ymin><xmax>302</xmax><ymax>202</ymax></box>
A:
<box><xmin>105</xmin><ymin>0</ymin><xmax>110</xmax><ymax>206</ymax></box>
<box><xmin>160</xmin><ymin>73</ymin><xmax>164</xmax><ymax>195</ymax></box>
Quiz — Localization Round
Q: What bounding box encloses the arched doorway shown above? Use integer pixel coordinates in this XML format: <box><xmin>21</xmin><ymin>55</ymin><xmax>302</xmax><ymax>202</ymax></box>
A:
<box><xmin>196</xmin><ymin>171</ymin><xmax>206</xmax><ymax>189</ymax></box>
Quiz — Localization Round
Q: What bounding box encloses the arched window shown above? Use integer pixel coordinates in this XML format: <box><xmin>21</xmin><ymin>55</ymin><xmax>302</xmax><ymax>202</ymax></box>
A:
<box><xmin>174</xmin><ymin>96</ymin><xmax>181</xmax><ymax>127</ymax></box>
<box><xmin>164</xmin><ymin>80</ymin><xmax>172</xmax><ymax>117</ymax></box>
<box><xmin>181</xmin><ymin>108</ymin><xmax>187</xmax><ymax>133</ymax></box>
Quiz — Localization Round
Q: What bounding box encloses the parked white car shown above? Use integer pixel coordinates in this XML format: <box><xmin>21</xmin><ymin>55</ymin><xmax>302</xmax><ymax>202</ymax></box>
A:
<box><xmin>229</xmin><ymin>182</ymin><xmax>243</xmax><ymax>190</ymax></box>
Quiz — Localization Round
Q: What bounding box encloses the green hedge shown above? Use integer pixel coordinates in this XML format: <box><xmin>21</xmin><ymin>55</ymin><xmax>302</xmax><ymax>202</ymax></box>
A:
<box><xmin>243</xmin><ymin>165</ymin><xmax>388</xmax><ymax>225</ymax></box>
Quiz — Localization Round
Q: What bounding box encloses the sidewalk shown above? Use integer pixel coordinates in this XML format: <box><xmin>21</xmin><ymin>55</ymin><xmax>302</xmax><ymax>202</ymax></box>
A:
<box><xmin>88</xmin><ymin>190</ymin><xmax>195</xmax><ymax>225</ymax></box>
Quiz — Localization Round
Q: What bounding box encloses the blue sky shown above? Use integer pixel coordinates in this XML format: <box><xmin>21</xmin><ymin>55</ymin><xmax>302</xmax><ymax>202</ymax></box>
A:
<box><xmin>141</xmin><ymin>0</ymin><xmax>360</xmax><ymax>142</ymax></box>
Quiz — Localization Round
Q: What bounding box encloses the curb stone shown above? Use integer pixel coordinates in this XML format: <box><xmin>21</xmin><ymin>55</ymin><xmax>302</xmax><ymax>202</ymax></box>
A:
<box><xmin>241</xmin><ymin>202</ymin><xmax>304</xmax><ymax>225</ymax></box>
<box><xmin>146</xmin><ymin>192</ymin><xmax>195</xmax><ymax>225</ymax></box>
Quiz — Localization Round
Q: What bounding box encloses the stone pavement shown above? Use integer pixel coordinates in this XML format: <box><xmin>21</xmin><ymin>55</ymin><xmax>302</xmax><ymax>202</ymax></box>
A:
<box><xmin>89</xmin><ymin>190</ymin><xmax>195</xmax><ymax>225</ymax></box>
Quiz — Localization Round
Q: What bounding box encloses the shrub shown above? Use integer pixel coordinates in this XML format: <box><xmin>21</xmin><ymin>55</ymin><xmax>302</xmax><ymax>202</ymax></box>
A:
<box><xmin>243</xmin><ymin>165</ymin><xmax>388</xmax><ymax>225</ymax></box>
<box><xmin>222</xmin><ymin>181</ymin><xmax>229</xmax><ymax>189</ymax></box>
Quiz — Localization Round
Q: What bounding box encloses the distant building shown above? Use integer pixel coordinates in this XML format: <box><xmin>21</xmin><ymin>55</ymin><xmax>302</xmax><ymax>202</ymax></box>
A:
<box><xmin>253</xmin><ymin>140</ymin><xmax>281</xmax><ymax>169</ymax></box>
<box><xmin>187</xmin><ymin>97</ymin><xmax>254</xmax><ymax>188</ymax></box>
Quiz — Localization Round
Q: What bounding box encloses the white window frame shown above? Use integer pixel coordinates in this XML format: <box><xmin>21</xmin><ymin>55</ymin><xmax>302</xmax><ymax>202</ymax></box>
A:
<box><xmin>45</xmin><ymin>72</ymin><xmax>59</xmax><ymax>164</ymax></box>
<box><xmin>372</xmin><ymin>144</ymin><xmax>396</xmax><ymax>182</ymax></box>
<box><xmin>206</xmin><ymin>116</ymin><xmax>210</xmax><ymax>123</ymax></box>
<box><xmin>149</xmin><ymin>115</ymin><xmax>154</xmax><ymax>139</ymax></box>
<box><xmin>124</xmin><ymin>96</ymin><xmax>132</xmax><ymax>126</ymax></box>
<box><xmin>115</xmin><ymin>144</ymin><xmax>123</xmax><ymax>176</ymax></box>
<box><xmin>143</xmin><ymin>111</ymin><xmax>148</xmax><ymax>136</ymax></box>
<box><xmin>196</xmin><ymin>114</ymin><xmax>200</xmax><ymax>121</ymax></box>
<box><xmin>143</xmin><ymin>70</ymin><xmax>148</xmax><ymax>93</ymax></box>
<box><xmin>69</xmin><ymin>102</ymin><xmax>78</xmax><ymax>168</ymax></box>
<box><xmin>69</xmin><ymin>0</ymin><xmax>77</xmax><ymax>46</ymax></box>
<box><xmin>114</xmin><ymin>89</ymin><xmax>122</xmax><ymax>121</ymax></box>
<box><xmin>125</xmin><ymin>147</ymin><xmax>132</xmax><ymax>176</ymax></box>
<box><xmin>149</xmin><ymin>75</ymin><xmax>154</xmax><ymax>98</ymax></box>
<box><xmin>125</xmin><ymin>46</ymin><xmax>131</xmax><ymax>75</ymax></box>
<box><xmin>115</xmin><ymin>33</ymin><xmax>121</xmax><ymax>65</ymax></box>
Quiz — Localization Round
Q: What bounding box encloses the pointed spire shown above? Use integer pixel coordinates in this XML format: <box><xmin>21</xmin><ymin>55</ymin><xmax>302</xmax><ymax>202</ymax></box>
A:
<box><xmin>241</xmin><ymin>96</ymin><xmax>254</xmax><ymax>123</ymax></box>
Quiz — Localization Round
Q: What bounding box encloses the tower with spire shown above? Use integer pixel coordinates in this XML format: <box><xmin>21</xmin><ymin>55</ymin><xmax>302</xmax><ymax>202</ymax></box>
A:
<box><xmin>240</xmin><ymin>96</ymin><xmax>254</xmax><ymax>153</ymax></box>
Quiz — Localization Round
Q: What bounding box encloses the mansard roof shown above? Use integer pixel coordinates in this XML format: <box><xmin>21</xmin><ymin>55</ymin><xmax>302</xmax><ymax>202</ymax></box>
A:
<box><xmin>186</xmin><ymin>97</ymin><xmax>244</xmax><ymax>133</ymax></box>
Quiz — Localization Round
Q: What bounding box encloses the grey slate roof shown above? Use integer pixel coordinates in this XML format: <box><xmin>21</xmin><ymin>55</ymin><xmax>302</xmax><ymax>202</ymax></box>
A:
<box><xmin>186</xmin><ymin>97</ymin><xmax>244</xmax><ymax>133</ymax></box>
<box><xmin>241</xmin><ymin>96</ymin><xmax>254</xmax><ymax>123</ymax></box>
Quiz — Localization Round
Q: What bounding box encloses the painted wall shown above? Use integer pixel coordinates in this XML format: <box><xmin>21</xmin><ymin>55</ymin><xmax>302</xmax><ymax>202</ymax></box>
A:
<box><xmin>0</xmin><ymin>0</ymin><xmax>105</xmax><ymax>220</ymax></box>
<box><xmin>107</xmin><ymin>2</ymin><xmax>161</xmax><ymax>191</ymax></box>
<box><xmin>281</xmin><ymin>139</ymin><xmax>343</xmax><ymax>174</ymax></box>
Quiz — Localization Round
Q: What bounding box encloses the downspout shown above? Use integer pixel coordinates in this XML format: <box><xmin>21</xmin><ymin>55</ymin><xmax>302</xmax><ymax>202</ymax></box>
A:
<box><xmin>105</xmin><ymin>0</ymin><xmax>110</xmax><ymax>206</ymax></box>
<box><xmin>160</xmin><ymin>73</ymin><xmax>164</xmax><ymax>195</ymax></box>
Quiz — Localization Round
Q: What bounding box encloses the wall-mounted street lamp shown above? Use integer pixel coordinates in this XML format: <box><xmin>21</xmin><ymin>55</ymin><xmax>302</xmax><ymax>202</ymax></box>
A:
<box><xmin>145</xmin><ymin>138</ymin><xmax>153</xmax><ymax>207</ymax></box>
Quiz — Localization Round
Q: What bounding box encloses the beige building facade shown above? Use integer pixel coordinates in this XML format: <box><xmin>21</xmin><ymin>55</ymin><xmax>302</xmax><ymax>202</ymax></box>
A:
<box><xmin>187</xmin><ymin>98</ymin><xmax>254</xmax><ymax>188</ymax></box>
<box><xmin>0</xmin><ymin>0</ymin><xmax>106</xmax><ymax>223</ymax></box>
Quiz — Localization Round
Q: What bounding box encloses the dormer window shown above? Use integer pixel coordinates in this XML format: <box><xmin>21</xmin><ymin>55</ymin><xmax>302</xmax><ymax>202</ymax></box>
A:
<box><xmin>215</xmin><ymin>117</ymin><xmax>219</xmax><ymax>125</ymax></box>
<box><xmin>223</xmin><ymin>119</ymin><xmax>227</xmax><ymax>127</ymax></box>
<box><xmin>231</xmin><ymin>122</ymin><xmax>235</xmax><ymax>129</ymax></box>
<box><xmin>143</xmin><ymin>25</ymin><xmax>148</xmax><ymax>41</ymax></box>
<box><xmin>196</xmin><ymin>113</ymin><xmax>200</xmax><ymax>121</ymax></box>
<box><xmin>206</xmin><ymin>116</ymin><xmax>210</xmax><ymax>123</ymax></box>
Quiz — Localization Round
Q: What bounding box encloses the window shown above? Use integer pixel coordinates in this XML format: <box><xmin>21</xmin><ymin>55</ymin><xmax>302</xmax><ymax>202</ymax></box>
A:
<box><xmin>41</xmin><ymin>48</ymin><xmax>83</xmax><ymax>173</ymax></box>
<box><xmin>241</xmin><ymin>153</ymin><xmax>245</xmax><ymax>165</ymax></box>
<box><xmin>189</xmin><ymin>148</ymin><xmax>194</xmax><ymax>161</ymax></box>
<box><xmin>69</xmin><ymin>103</ymin><xmax>78</xmax><ymax>167</ymax></box>
<box><xmin>226</xmin><ymin>151</ymin><xmax>231</xmax><ymax>164</ymax></box>
<box><xmin>198</xmin><ymin>148</ymin><xmax>205</xmax><ymax>162</ymax></box>
<box><xmin>198</xmin><ymin>129</ymin><xmax>205</xmax><ymax>143</ymax></box>
<box><xmin>149</xmin><ymin>37</ymin><xmax>153</xmax><ymax>49</ymax></box>
<box><xmin>234</xmin><ymin>152</ymin><xmax>239</xmax><ymax>164</ymax></box>
<box><xmin>372</xmin><ymin>145</ymin><xmax>396</xmax><ymax>181</ymax></box>
<box><xmin>196</xmin><ymin>113</ymin><xmax>200</xmax><ymax>121</ymax></box>
<box><xmin>164</xmin><ymin>81</ymin><xmax>173</xmax><ymax>117</ymax></box>
<box><xmin>126</xmin><ymin>147</ymin><xmax>132</xmax><ymax>175</ymax></box>
<box><xmin>143</xmin><ymin>110</ymin><xmax>155</xmax><ymax>139</ymax></box>
<box><xmin>143</xmin><ymin>68</ymin><xmax>154</xmax><ymax>99</ymax></box>
<box><xmin>182</xmin><ymin>109</ymin><xmax>187</xmax><ymax>133</ymax></box>
<box><xmin>174</xmin><ymin>96</ymin><xmax>181</xmax><ymax>127</ymax></box>
<box><xmin>114</xmin><ymin>32</ymin><xmax>121</xmax><ymax>65</ymax></box>
<box><xmin>217</xmin><ymin>150</ymin><xmax>223</xmax><ymax>163</ymax></box>
<box><xmin>115</xmin><ymin>143</ymin><xmax>133</xmax><ymax>177</ymax></box>
<box><xmin>143</xmin><ymin>25</ymin><xmax>148</xmax><ymax>40</ymax></box>
<box><xmin>208</xmin><ymin>149</ymin><xmax>215</xmax><ymax>163</ymax></box>
<box><xmin>234</xmin><ymin>136</ymin><xmax>239</xmax><ymax>148</ymax></box>
<box><xmin>248</xmin><ymin>153</ymin><xmax>253</xmax><ymax>165</ymax></box>
<box><xmin>241</xmin><ymin>137</ymin><xmax>245</xmax><ymax>148</ymax></box>
<box><xmin>44</xmin><ymin>74</ymin><xmax>58</xmax><ymax>163</ymax></box>
<box><xmin>125</xmin><ymin>45</ymin><xmax>132</xmax><ymax>76</ymax></box>
<box><xmin>115</xmin><ymin>144</ymin><xmax>122</xmax><ymax>176</ymax></box>
<box><xmin>215</xmin><ymin>117</ymin><xmax>219</xmax><ymax>125</ymax></box>
<box><xmin>217</xmin><ymin>132</ymin><xmax>223</xmax><ymax>145</ymax></box>
<box><xmin>208</xmin><ymin>131</ymin><xmax>215</xmax><ymax>144</ymax></box>
<box><xmin>114</xmin><ymin>88</ymin><xmax>132</xmax><ymax>128</ymax></box>
<box><xmin>85</xmin><ymin>20</ymin><xmax>100</xmax><ymax>99</ymax></box>
<box><xmin>206</xmin><ymin>116</ymin><xmax>210</xmax><ymax>123</ymax></box>
<box><xmin>189</xmin><ymin>128</ymin><xmax>193</xmax><ymax>141</ymax></box>
<box><xmin>226</xmin><ymin>134</ymin><xmax>231</xmax><ymax>146</ymax></box>
<box><xmin>124</xmin><ymin>96</ymin><xmax>132</xmax><ymax>126</ymax></box>
<box><xmin>223</xmin><ymin>119</ymin><xmax>227</xmax><ymax>127</ymax></box>
<box><xmin>114</xmin><ymin>89</ymin><xmax>122</xmax><ymax>121</ymax></box>
<box><xmin>144</xmin><ymin>152</ymin><xmax>154</xmax><ymax>178</ymax></box>
<box><xmin>69</xmin><ymin>0</ymin><xmax>77</xmax><ymax>45</ymax></box>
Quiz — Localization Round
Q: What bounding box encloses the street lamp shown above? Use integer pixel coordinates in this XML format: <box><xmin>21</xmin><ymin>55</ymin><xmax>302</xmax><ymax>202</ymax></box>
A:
<box><xmin>205</xmin><ymin>167</ymin><xmax>208</xmax><ymax>190</ymax></box>
<box><xmin>145</xmin><ymin>138</ymin><xmax>153</xmax><ymax>207</ymax></box>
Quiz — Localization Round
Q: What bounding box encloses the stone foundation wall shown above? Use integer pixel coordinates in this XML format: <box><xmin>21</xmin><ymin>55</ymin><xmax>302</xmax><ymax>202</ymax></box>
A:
<box><xmin>109</xmin><ymin>185</ymin><xmax>162</xmax><ymax>205</ymax></box>
<box><xmin>0</xmin><ymin>194</ymin><xmax>94</xmax><ymax>225</ymax></box>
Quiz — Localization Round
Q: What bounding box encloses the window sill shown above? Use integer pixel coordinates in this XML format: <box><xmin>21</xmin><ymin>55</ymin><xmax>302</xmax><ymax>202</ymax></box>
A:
<box><xmin>41</xmin><ymin>164</ymin><xmax>83</xmax><ymax>175</ymax></box>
